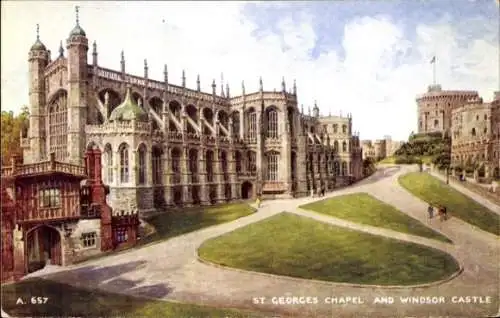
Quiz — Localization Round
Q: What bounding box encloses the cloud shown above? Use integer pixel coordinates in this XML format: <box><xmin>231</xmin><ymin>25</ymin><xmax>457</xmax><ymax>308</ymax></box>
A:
<box><xmin>0</xmin><ymin>1</ymin><xmax>497</xmax><ymax>141</ymax></box>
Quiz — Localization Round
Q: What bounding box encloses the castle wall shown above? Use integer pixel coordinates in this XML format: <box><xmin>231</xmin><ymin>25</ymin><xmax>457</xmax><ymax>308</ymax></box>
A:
<box><xmin>451</xmin><ymin>95</ymin><xmax>500</xmax><ymax>177</ymax></box>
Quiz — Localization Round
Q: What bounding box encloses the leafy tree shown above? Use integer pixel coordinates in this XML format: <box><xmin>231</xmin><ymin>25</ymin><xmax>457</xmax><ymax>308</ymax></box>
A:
<box><xmin>1</xmin><ymin>106</ymin><xmax>29</xmax><ymax>166</ymax></box>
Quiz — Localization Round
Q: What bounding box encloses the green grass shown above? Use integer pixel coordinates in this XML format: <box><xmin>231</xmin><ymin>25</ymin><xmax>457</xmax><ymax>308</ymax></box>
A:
<box><xmin>300</xmin><ymin>193</ymin><xmax>451</xmax><ymax>243</ymax></box>
<box><xmin>399</xmin><ymin>172</ymin><xmax>500</xmax><ymax>235</ymax></box>
<box><xmin>379</xmin><ymin>155</ymin><xmax>433</xmax><ymax>165</ymax></box>
<box><xmin>199</xmin><ymin>213</ymin><xmax>460</xmax><ymax>286</ymax></box>
<box><xmin>144</xmin><ymin>203</ymin><xmax>256</xmax><ymax>243</ymax></box>
<box><xmin>1</xmin><ymin>278</ymin><xmax>266</xmax><ymax>318</ymax></box>
<box><xmin>379</xmin><ymin>156</ymin><xmax>396</xmax><ymax>164</ymax></box>
<box><xmin>76</xmin><ymin>203</ymin><xmax>256</xmax><ymax>264</ymax></box>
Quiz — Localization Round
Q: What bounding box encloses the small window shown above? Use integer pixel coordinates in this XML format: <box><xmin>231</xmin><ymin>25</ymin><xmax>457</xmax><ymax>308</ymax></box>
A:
<box><xmin>116</xmin><ymin>228</ymin><xmax>128</xmax><ymax>243</ymax></box>
<box><xmin>471</xmin><ymin>128</ymin><xmax>476</xmax><ymax>136</ymax></box>
<box><xmin>484</xmin><ymin>114</ymin><xmax>487</xmax><ymax>120</ymax></box>
<box><xmin>484</xmin><ymin>127</ymin><xmax>487</xmax><ymax>134</ymax></box>
<box><xmin>81</xmin><ymin>232</ymin><xmax>97</xmax><ymax>248</ymax></box>
<box><xmin>434</xmin><ymin>119</ymin><xmax>439</xmax><ymax>128</ymax></box>
<box><xmin>476</xmin><ymin>115</ymin><xmax>479</xmax><ymax>120</ymax></box>
<box><xmin>39</xmin><ymin>188</ymin><xmax>61</xmax><ymax>208</ymax></box>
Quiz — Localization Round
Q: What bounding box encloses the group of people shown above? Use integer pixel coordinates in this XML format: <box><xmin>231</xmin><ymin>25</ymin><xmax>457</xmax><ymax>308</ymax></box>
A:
<box><xmin>427</xmin><ymin>204</ymin><xmax>449</xmax><ymax>221</ymax></box>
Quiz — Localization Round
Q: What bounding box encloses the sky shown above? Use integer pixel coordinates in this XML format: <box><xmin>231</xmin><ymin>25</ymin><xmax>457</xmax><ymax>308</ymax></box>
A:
<box><xmin>1</xmin><ymin>0</ymin><xmax>498</xmax><ymax>140</ymax></box>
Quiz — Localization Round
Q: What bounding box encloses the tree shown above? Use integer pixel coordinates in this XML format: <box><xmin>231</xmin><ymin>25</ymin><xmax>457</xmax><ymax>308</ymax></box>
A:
<box><xmin>1</xmin><ymin>106</ymin><xmax>29</xmax><ymax>166</ymax></box>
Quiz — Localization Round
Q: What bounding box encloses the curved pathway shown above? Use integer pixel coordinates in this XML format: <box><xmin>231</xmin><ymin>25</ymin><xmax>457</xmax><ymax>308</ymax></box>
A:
<box><xmin>20</xmin><ymin>166</ymin><xmax>500</xmax><ymax>318</ymax></box>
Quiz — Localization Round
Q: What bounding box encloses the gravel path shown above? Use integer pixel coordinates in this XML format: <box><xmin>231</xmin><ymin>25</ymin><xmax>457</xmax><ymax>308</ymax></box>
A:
<box><xmin>20</xmin><ymin>165</ymin><xmax>500</xmax><ymax>318</ymax></box>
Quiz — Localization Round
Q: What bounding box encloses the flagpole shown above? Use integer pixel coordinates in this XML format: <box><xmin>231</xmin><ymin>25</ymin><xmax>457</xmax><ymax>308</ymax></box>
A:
<box><xmin>433</xmin><ymin>56</ymin><xmax>436</xmax><ymax>85</ymax></box>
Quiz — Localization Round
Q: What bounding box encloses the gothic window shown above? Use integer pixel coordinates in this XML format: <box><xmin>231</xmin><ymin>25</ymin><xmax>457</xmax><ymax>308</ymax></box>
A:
<box><xmin>419</xmin><ymin>121</ymin><xmax>423</xmax><ymax>128</ymax></box>
<box><xmin>206</xmin><ymin>150</ymin><xmax>214</xmax><ymax>182</ymax></box>
<box><xmin>235</xmin><ymin>151</ymin><xmax>242</xmax><ymax>172</ymax></box>
<box><xmin>247</xmin><ymin>109</ymin><xmax>257</xmax><ymax>140</ymax></box>
<box><xmin>247</xmin><ymin>151</ymin><xmax>256</xmax><ymax>173</ymax></box>
<box><xmin>484</xmin><ymin>127</ymin><xmax>487</xmax><ymax>134</ymax></box>
<box><xmin>476</xmin><ymin>115</ymin><xmax>479</xmax><ymax>120</ymax></box>
<box><xmin>81</xmin><ymin>232</ymin><xmax>97</xmax><ymax>248</ymax></box>
<box><xmin>39</xmin><ymin>188</ymin><xmax>61</xmax><ymax>208</ymax></box>
<box><xmin>152</xmin><ymin>147</ymin><xmax>162</xmax><ymax>185</ymax></box>
<box><xmin>119</xmin><ymin>143</ymin><xmax>129</xmax><ymax>183</ymax></box>
<box><xmin>266</xmin><ymin>152</ymin><xmax>279</xmax><ymax>181</ymax></box>
<box><xmin>333</xmin><ymin>124</ymin><xmax>338</xmax><ymax>133</ymax></box>
<box><xmin>48</xmin><ymin>90</ymin><xmax>68</xmax><ymax>161</ymax></box>
<box><xmin>434</xmin><ymin>119</ymin><xmax>439</xmax><ymax>128</ymax></box>
<box><xmin>342</xmin><ymin>141</ymin><xmax>347</xmax><ymax>152</ymax></box>
<box><xmin>232</xmin><ymin>112</ymin><xmax>240</xmax><ymax>138</ymax></box>
<box><xmin>138</xmin><ymin>144</ymin><xmax>147</xmax><ymax>185</ymax></box>
<box><xmin>342</xmin><ymin>161</ymin><xmax>348</xmax><ymax>176</ymax></box>
<box><xmin>484</xmin><ymin>114</ymin><xmax>487</xmax><ymax>120</ymax></box>
<box><xmin>267</xmin><ymin>108</ymin><xmax>279</xmax><ymax>138</ymax></box>
<box><xmin>220</xmin><ymin>151</ymin><xmax>228</xmax><ymax>173</ymax></box>
<box><xmin>171</xmin><ymin>148</ymin><xmax>181</xmax><ymax>184</ymax></box>
<box><xmin>334</xmin><ymin>161</ymin><xmax>340</xmax><ymax>176</ymax></box>
<box><xmin>104</xmin><ymin>144</ymin><xmax>113</xmax><ymax>184</ymax></box>
<box><xmin>471</xmin><ymin>128</ymin><xmax>476</xmax><ymax>136</ymax></box>
<box><xmin>342</xmin><ymin>125</ymin><xmax>347</xmax><ymax>134</ymax></box>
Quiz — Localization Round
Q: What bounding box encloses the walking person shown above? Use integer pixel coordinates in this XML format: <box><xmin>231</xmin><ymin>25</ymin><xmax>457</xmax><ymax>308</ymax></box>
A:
<box><xmin>255</xmin><ymin>194</ymin><xmax>261</xmax><ymax>208</ymax></box>
<box><xmin>321</xmin><ymin>187</ymin><xmax>325</xmax><ymax>197</ymax></box>
<box><xmin>443</xmin><ymin>206</ymin><xmax>448</xmax><ymax>220</ymax></box>
<box><xmin>438</xmin><ymin>206</ymin><xmax>445</xmax><ymax>222</ymax></box>
<box><xmin>427</xmin><ymin>204</ymin><xmax>434</xmax><ymax>219</ymax></box>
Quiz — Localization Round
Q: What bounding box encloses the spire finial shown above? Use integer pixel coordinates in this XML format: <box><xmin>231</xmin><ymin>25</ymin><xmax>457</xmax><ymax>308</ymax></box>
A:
<box><xmin>92</xmin><ymin>41</ymin><xmax>97</xmax><ymax>52</ymax></box>
<box><xmin>220</xmin><ymin>73</ymin><xmax>225</xmax><ymax>97</ymax></box>
<box><xmin>36</xmin><ymin>24</ymin><xmax>40</xmax><ymax>40</ymax></box>
<box><xmin>75</xmin><ymin>6</ymin><xmax>80</xmax><ymax>26</ymax></box>
<box><xmin>281</xmin><ymin>76</ymin><xmax>286</xmax><ymax>92</ymax></box>
<box><xmin>197</xmin><ymin>74</ymin><xmax>200</xmax><ymax>91</ymax></box>
<box><xmin>259</xmin><ymin>76</ymin><xmax>263</xmax><ymax>91</ymax></box>
<box><xmin>59</xmin><ymin>40</ymin><xmax>64</xmax><ymax>57</ymax></box>
<box><xmin>242</xmin><ymin>80</ymin><xmax>245</xmax><ymax>94</ymax></box>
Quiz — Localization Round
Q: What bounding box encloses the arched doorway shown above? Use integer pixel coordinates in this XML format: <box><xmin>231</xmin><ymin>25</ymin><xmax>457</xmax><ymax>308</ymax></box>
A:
<box><xmin>26</xmin><ymin>225</ymin><xmax>62</xmax><ymax>273</ymax></box>
<box><xmin>241</xmin><ymin>181</ymin><xmax>253</xmax><ymax>200</ymax></box>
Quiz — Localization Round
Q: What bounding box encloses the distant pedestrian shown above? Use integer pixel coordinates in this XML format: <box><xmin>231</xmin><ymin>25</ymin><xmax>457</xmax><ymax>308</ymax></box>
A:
<box><xmin>255</xmin><ymin>195</ymin><xmax>261</xmax><ymax>208</ymax></box>
<box><xmin>443</xmin><ymin>206</ymin><xmax>448</xmax><ymax>220</ymax></box>
<box><xmin>321</xmin><ymin>187</ymin><xmax>325</xmax><ymax>197</ymax></box>
<box><xmin>427</xmin><ymin>204</ymin><xmax>434</xmax><ymax>219</ymax></box>
<box><xmin>438</xmin><ymin>206</ymin><xmax>445</xmax><ymax>222</ymax></box>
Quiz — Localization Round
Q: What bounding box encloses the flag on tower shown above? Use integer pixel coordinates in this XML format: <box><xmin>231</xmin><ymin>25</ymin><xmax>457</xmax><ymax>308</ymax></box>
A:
<box><xmin>430</xmin><ymin>56</ymin><xmax>436</xmax><ymax>64</ymax></box>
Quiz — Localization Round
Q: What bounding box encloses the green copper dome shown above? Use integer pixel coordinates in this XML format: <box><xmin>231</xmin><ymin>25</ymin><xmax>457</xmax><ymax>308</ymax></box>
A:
<box><xmin>109</xmin><ymin>87</ymin><xmax>149</xmax><ymax>122</ymax></box>
<box><xmin>69</xmin><ymin>24</ymin><xmax>86</xmax><ymax>37</ymax></box>
<box><xmin>30</xmin><ymin>39</ymin><xmax>46</xmax><ymax>51</ymax></box>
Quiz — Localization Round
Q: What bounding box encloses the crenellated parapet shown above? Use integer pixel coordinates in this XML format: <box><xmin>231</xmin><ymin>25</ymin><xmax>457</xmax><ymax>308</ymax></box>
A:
<box><xmin>85</xmin><ymin>121</ymin><xmax>151</xmax><ymax>135</ymax></box>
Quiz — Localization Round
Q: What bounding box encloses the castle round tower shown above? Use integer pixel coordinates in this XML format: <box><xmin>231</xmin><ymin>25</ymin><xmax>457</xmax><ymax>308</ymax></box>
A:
<box><xmin>416</xmin><ymin>84</ymin><xmax>479</xmax><ymax>135</ymax></box>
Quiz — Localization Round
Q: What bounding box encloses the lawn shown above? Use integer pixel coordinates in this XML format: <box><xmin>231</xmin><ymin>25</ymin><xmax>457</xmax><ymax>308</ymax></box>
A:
<box><xmin>1</xmin><ymin>278</ymin><xmax>265</xmax><ymax>318</ymax></box>
<box><xmin>76</xmin><ymin>203</ymin><xmax>256</xmax><ymax>264</ymax></box>
<box><xmin>198</xmin><ymin>213</ymin><xmax>460</xmax><ymax>286</ymax></box>
<box><xmin>143</xmin><ymin>202</ymin><xmax>256</xmax><ymax>243</ymax></box>
<box><xmin>399</xmin><ymin>172</ymin><xmax>500</xmax><ymax>236</ymax></box>
<box><xmin>300</xmin><ymin>193</ymin><xmax>451</xmax><ymax>243</ymax></box>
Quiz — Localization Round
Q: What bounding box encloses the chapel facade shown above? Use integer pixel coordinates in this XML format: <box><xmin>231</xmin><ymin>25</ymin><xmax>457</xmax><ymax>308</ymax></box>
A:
<box><xmin>22</xmin><ymin>10</ymin><xmax>364</xmax><ymax>216</ymax></box>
